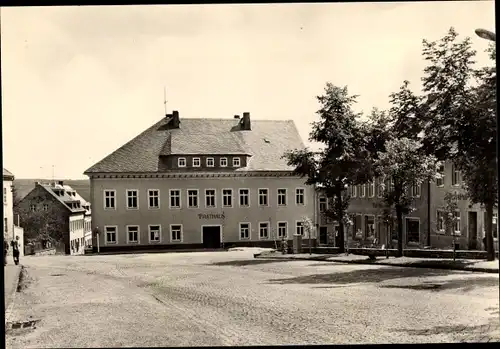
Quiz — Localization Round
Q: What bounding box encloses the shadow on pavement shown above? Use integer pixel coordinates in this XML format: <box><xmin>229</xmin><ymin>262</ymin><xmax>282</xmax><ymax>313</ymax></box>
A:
<box><xmin>380</xmin><ymin>277</ymin><xmax>499</xmax><ymax>293</ymax></box>
<box><xmin>268</xmin><ymin>266</ymin><xmax>463</xmax><ymax>285</ymax></box>
<box><xmin>210</xmin><ymin>259</ymin><xmax>295</xmax><ymax>267</ymax></box>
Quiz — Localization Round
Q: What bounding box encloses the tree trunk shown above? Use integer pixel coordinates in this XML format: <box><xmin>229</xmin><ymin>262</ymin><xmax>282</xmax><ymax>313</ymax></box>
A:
<box><xmin>335</xmin><ymin>189</ymin><xmax>345</xmax><ymax>253</ymax></box>
<box><xmin>485</xmin><ymin>201</ymin><xmax>496</xmax><ymax>261</ymax></box>
<box><xmin>396</xmin><ymin>207</ymin><xmax>403</xmax><ymax>257</ymax></box>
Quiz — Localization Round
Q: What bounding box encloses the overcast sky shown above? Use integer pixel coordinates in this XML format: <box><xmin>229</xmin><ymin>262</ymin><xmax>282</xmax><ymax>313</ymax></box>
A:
<box><xmin>1</xmin><ymin>2</ymin><xmax>495</xmax><ymax>179</ymax></box>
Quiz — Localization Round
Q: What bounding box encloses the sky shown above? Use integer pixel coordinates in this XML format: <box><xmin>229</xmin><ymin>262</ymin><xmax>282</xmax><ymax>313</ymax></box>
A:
<box><xmin>1</xmin><ymin>2</ymin><xmax>496</xmax><ymax>179</ymax></box>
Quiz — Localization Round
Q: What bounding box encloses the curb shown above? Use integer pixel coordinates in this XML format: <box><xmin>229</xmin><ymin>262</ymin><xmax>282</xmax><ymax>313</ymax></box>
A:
<box><xmin>5</xmin><ymin>265</ymin><xmax>23</xmax><ymax>325</ymax></box>
<box><xmin>254</xmin><ymin>255</ymin><xmax>499</xmax><ymax>274</ymax></box>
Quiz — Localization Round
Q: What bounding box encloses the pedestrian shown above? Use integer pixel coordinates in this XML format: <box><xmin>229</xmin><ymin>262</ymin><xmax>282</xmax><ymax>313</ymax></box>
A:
<box><xmin>11</xmin><ymin>235</ymin><xmax>20</xmax><ymax>265</ymax></box>
<box><xmin>4</xmin><ymin>239</ymin><xmax>9</xmax><ymax>266</ymax></box>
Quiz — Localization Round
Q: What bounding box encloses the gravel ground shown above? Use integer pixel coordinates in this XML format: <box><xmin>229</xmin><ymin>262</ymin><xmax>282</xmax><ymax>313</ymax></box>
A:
<box><xmin>5</xmin><ymin>251</ymin><xmax>500</xmax><ymax>348</ymax></box>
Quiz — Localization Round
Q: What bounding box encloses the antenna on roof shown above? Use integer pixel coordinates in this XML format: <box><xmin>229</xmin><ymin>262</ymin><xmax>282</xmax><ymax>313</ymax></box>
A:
<box><xmin>163</xmin><ymin>86</ymin><xmax>167</xmax><ymax>115</ymax></box>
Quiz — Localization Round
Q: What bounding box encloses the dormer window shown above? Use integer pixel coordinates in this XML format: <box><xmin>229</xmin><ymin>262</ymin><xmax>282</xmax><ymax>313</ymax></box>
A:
<box><xmin>233</xmin><ymin>157</ymin><xmax>241</xmax><ymax>167</ymax></box>
<box><xmin>207</xmin><ymin>158</ymin><xmax>215</xmax><ymax>167</ymax></box>
<box><xmin>178</xmin><ymin>157</ymin><xmax>187</xmax><ymax>168</ymax></box>
<box><xmin>220</xmin><ymin>158</ymin><xmax>228</xmax><ymax>167</ymax></box>
<box><xmin>193</xmin><ymin>158</ymin><xmax>201</xmax><ymax>167</ymax></box>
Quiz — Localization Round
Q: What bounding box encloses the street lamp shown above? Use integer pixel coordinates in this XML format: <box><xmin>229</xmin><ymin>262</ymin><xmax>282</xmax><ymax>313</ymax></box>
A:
<box><xmin>475</xmin><ymin>28</ymin><xmax>496</xmax><ymax>42</ymax></box>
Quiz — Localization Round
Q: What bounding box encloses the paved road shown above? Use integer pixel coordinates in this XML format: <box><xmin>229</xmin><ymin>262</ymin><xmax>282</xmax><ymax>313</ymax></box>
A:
<box><xmin>5</xmin><ymin>251</ymin><xmax>500</xmax><ymax>347</ymax></box>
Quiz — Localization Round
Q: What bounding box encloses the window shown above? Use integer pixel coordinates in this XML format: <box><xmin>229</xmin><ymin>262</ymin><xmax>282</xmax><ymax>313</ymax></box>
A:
<box><xmin>377</xmin><ymin>179</ymin><xmax>383</xmax><ymax>198</ymax></box>
<box><xmin>43</xmin><ymin>204</ymin><xmax>49</xmax><ymax>211</ymax></box>
<box><xmin>368</xmin><ymin>181</ymin><xmax>375</xmax><ymax>198</ymax></box>
<box><xmin>277</xmin><ymin>222</ymin><xmax>288</xmax><ymax>238</ymax></box>
<box><xmin>453</xmin><ymin>211</ymin><xmax>461</xmax><ymax>235</ymax></box>
<box><xmin>148</xmin><ymin>189</ymin><xmax>160</xmax><ymax>209</ymax></box>
<box><xmin>127</xmin><ymin>226</ymin><xmax>139</xmax><ymax>243</ymax></box>
<box><xmin>169</xmin><ymin>189</ymin><xmax>181</xmax><ymax>208</ymax></box>
<box><xmin>239</xmin><ymin>189</ymin><xmax>250</xmax><ymax>207</ymax></box>
<box><xmin>220</xmin><ymin>158</ymin><xmax>228</xmax><ymax>167</ymax></box>
<box><xmin>104</xmin><ymin>190</ymin><xmax>116</xmax><ymax>209</ymax></box>
<box><xmin>126</xmin><ymin>190</ymin><xmax>139</xmax><ymax>209</ymax></box>
<box><xmin>178</xmin><ymin>157</ymin><xmax>187</xmax><ymax>167</ymax></box>
<box><xmin>258</xmin><ymin>189</ymin><xmax>269</xmax><ymax>206</ymax></box>
<box><xmin>3</xmin><ymin>188</ymin><xmax>6</xmax><ymax>204</ymax></box>
<box><xmin>30</xmin><ymin>204</ymin><xmax>36</xmax><ymax>212</ymax></box>
<box><xmin>295</xmin><ymin>188</ymin><xmax>305</xmax><ymax>205</ymax></box>
<box><xmin>187</xmin><ymin>190</ymin><xmax>199</xmax><ymax>208</ymax></box>
<box><xmin>359</xmin><ymin>184</ymin><xmax>366</xmax><ymax>198</ymax></box>
<box><xmin>452</xmin><ymin>164</ymin><xmax>460</xmax><ymax>186</ymax></box>
<box><xmin>436</xmin><ymin>211</ymin><xmax>445</xmax><ymax>233</ymax></box>
<box><xmin>277</xmin><ymin>189</ymin><xmax>287</xmax><ymax>206</ymax></box>
<box><xmin>239</xmin><ymin>222</ymin><xmax>250</xmax><ymax>240</ymax></box>
<box><xmin>364</xmin><ymin>215</ymin><xmax>375</xmax><ymax>238</ymax></box>
<box><xmin>436</xmin><ymin>163</ymin><xmax>445</xmax><ymax>187</ymax></box>
<box><xmin>412</xmin><ymin>183</ymin><xmax>421</xmax><ymax>198</ymax></box>
<box><xmin>105</xmin><ymin>226</ymin><xmax>117</xmax><ymax>244</ymax></box>
<box><xmin>385</xmin><ymin>178</ymin><xmax>394</xmax><ymax>193</ymax></box>
<box><xmin>405</xmin><ymin>218</ymin><xmax>420</xmax><ymax>243</ymax></box>
<box><xmin>207</xmin><ymin>158</ymin><xmax>215</xmax><ymax>167</ymax></box>
<box><xmin>493</xmin><ymin>213</ymin><xmax>498</xmax><ymax>239</ymax></box>
<box><xmin>350</xmin><ymin>185</ymin><xmax>357</xmax><ymax>198</ymax></box>
<box><xmin>259</xmin><ymin>222</ymin><xmax>269</xmax><ymax>239</ymax></box>
<box><xmin>4</xmin><ymin>218</ymin><xmax>7</xmax><ymax>232</ymax></box>
<box><xmin>192</xmin><ymin>158</ymin><xmax>201</xmax><ymax>167</ymax></box>
<box><xmin>319</xmin><ymin>197</ymin><xmax>327</xmax><ymax>213</ymax></box>
<box><xmin>149</xmin><ymin>225</ymin><xmax>161</xmax><ymax>242</ymax></box>
<box><xmin>170</xmin><ymin>225</ymin><xmax>182</xmax><ymax>242</ymax></box>
<box><xmin>222</xmin><ymin>189</ymin><xmax>233</xmax><ymax>207</ymax></box>
<box><xmin>205</xmin><ymin>189</ymin><xmax>216</xmax><ymax>208</ymax></box>
<box><xmin>296</xmin><ymin>221</ymin><xmax>304</xmax><ymax>236</ymax></box>
<box><xmin>233</xmin><ymin>157</ymin><xmax>241</xmax><ymax>167</ymax></box>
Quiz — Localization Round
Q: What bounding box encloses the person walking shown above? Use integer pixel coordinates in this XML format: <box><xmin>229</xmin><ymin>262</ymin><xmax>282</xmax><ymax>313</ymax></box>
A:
<box><xmin>11</xmin><ymin>235</ymin><xmax>20</xmax><ymax>265</ymax></box>
<box><xmin>4</xmin><ymin>239</ymin><xmax>9</xmax><ymax>266</ymax></box>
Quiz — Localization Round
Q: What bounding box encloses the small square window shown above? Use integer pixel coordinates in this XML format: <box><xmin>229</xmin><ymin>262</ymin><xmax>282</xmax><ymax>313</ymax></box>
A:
<box><xmin>207</xmin><ymin>158</ymin><xmax>215</xmax><ymax>167</ymax></box>
<box><xmin>178</xmin><ymin>158</ymin><xmax>187</xmax><ymax>167</ymax></box>
<box><xmin>233</xmin><ymin>157</ymin><xmax>241</xmax><ymax>167</ymax></box>
<box><xmin>220</xmin><ymin>158</ymin><xmax>228</xmax><ymax>167</ymax></box>
<box><xmin>192</xmin><ymin>158</ymin><xmax>201</xmax><ymax>167</ymax></box>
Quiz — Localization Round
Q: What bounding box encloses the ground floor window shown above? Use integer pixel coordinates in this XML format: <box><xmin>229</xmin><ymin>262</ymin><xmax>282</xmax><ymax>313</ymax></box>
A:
<box><xmin>239</xmin><ymin>223</ymin><xmax>250</xmax><ymax>240</ymax></box>
<box><xmin>364</xmin><ymin>215</ymin><xmax>375</xmax><ymax>238</ymax></box>
<box><xmin>171</xmin><ymin>225</ymin><xmax>182</xmax><ymax>242</ymax></box>
<box><xmin>149</xmin><ymin>225</ymin><xmax>161</xmax><ymax>242</ymax></box>
<box><xmin>105</xmin><ymin>226</ymin><xmax>117</xmax><ymax>244</ymax></box>
<box><xmin>277</xmin><ymin>222</ymin><xmax>288</xmax><ymax>238</ymax></box>
<box><xmin>296</xmin><ymin>221</ymin><xmax>304</xmax><ymax>236</ymax></box>
<box><xmin>127</xmin><ymin>226</ymin><xmax>139</xmax><ymax>243</ymax></box>
<box><xmin>405</xmin><ymin>218</ymin><xmax>420</xmax><ymax>243</ymax></box>
<box><xmin>259</xmin><ymin>222</ymin><xmax>269</xmax><ymax>239</ymax></box>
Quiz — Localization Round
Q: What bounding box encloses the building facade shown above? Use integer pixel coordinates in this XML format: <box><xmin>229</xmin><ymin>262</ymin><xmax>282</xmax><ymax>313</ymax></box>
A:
<box><xmin>316</xmin><ymin>161</ymin><xmax>498</xmax><ymax>250</ymax></box>
<box><xmin>85</xmin><ymin>111</ymin><xmax>314</xmax><ymax>252</ymax></box>
<box><xmin>16</xmin><ymin>181</ymin><xmax>92</xmax><ymax>255</ymax></box>
<box><xmin>3</xmin><ymin>168</ymin><xmax>24</xmax><ymax>257</ymax></box>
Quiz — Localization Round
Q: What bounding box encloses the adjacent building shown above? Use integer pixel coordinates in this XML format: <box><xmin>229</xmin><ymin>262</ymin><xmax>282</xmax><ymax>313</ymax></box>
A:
<box><xmin>316</xmin><ymin>161</ymin><xmax>498</xmax><ymax>251</ymax></box>
<box><xmin>16</xmin><ymin>181</ymin><xmax>92</xmax><ymax>255</ymax></box>
<box><xmin>3</xmin><ymin>168</ymin><xmax>24</xmax><ymax>257</ymax></box>
<box><xmin>84</xmin><ymin>111</ymin><xmax>314</xmax><ymax>252</ymax></box>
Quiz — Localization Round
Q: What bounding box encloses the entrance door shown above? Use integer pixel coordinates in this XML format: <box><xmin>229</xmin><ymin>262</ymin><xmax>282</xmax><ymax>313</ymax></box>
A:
<box><xmin>202</xmin><ymin>226</ymin><xmax>221</xmax><ymax>249</ymax></box>
<box><xmin>319</xmin><ymin>227</ymin><xmax>328</xmax><ymax>245</ymax></box>
<box><xmin>468</xmin><ymin>211</ymin><xmax>478</xmax><ymax>249</ymax></box>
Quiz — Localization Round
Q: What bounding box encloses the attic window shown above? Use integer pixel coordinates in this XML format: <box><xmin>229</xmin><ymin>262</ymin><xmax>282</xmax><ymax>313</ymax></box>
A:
<box><xmin>178</xmin><ymin>157</ymin><xmax>186</xmax><ymax>168</ymax></box>
<box><xmin>233</xmin><ymin>157</ymin><xmax>241</xmax><ymax>167</ymax></box>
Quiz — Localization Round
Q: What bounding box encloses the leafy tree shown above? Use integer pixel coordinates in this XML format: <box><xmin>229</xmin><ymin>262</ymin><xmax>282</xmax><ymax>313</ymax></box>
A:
<box><xmin>375</xmin><ymin>138</ymin><xmax>439</xmax><ymax>257</ymax></box>
<box><xmin>15</xmin><ymin>207</ymin><xmax>65</xmax><ymax>244</ymax></box>
<box><xmin>420</xmin><ymin>27</ymin><xmax>497</xmax><ymax>260</ymax></box>
<box><xmin>11</xmin><ymin>185</ymin><xmax>21</xmax><ymax>211</ymax></box>
<box><xmin>442</xmin><ymin>192</ymin><xmax>459</xmax><ymax>260</ymax></box>
<box><xmin>283</xmin><ymin>83</ymin><xmax>374</xmax><ymax>252</ymax></box>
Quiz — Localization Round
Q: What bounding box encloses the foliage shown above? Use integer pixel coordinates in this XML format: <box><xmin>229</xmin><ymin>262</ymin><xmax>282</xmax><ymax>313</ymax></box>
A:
<box><xmin>300</xmin><ymin>216</ymin><xmax>315</xmax><ymax>238</ymax></box>
<box><xmin>283</xmin><ymin>83</ymin><xmax>374</xmax><ymax>252</ymax></box>
<box><xmin>419</xmin><ymin>27</ymin><xmax>497</xmax><ymax>260</ymax></box>
<box><xmin>442</xmin><ymin>192</ymin><xmax>459</xmax><ymax>235</ymax></box>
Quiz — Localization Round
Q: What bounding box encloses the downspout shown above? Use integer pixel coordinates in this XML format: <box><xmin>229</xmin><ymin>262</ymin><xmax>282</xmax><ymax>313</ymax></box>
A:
<box><xmin>313</xmin><ymin>186</ymin><xmax>317</xmax><ymax>249</ymax></box>
<box><xmin>427</xmin><ymin>180</ymin><xmax>431</xmax><ymax>247</ymax></box>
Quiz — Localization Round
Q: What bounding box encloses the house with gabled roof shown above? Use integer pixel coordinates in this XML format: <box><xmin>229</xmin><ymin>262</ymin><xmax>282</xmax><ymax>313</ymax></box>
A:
<box><xmin>84</xmin><ymin>110</ymin><xmax>315</xmax><ymax>252</ymax></box>
<box><xmin>16</xmin><ymin>181</ymin><xmax>92</xmax><ymax>255</ymax></box>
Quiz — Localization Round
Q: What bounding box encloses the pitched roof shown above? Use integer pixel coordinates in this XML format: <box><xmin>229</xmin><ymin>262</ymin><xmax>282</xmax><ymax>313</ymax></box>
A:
<box><xmin>84</xmin><ymin>117</ymin><xmax>305</xmax><ymax>173</ymax></box>
<box><xmin>3</xmin><ymin>168</ymin><xmax>14</xmax><ymax>180</ymax></box>
<box><xmin>39</xmin><ymin>183</ymin><xmax>91</xmax><ymax>214</ymax></box>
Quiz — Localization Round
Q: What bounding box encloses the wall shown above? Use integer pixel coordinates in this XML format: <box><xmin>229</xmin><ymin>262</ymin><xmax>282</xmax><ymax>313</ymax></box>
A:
<box><xmin>69</xmin><ymin>213</ymin><xmax>85</xmax><ymax>255</ymax></box>
<box><xmin>3</xmin><ymin>178</ymin><xmax>14</xmax><ymax>241</ymax></box>
<box><xmin>13</xmin><ymin>226</ymin><xmax>24</xmax><ymax>257</ymax></box>
<box><xmin>84</xmin><ymin>215</ymin><xmax>92</xmax><ymax>248</ymax></box>
<box><xmin>91</xmin><ymin>175</ymin><xmax>314</xmax><ymax>249</ymax></box>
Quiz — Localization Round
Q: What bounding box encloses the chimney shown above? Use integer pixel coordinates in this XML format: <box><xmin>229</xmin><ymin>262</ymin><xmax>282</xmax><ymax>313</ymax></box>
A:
<box><xmin>58</xmin><ymin>180</ymin><xmax>64</xmax><ymax>186</ymax></box>
<box><xmin>241</xmin><ymin>112</ymin><xmax>251</xmax><ymax>131</ymax></box>
<box><xmin>234</xmin><ymin>115</ymin><xmax>240</xmax><ymax>119</ymax></box>
<box><xmin>170</xmin><ymin>110</ymin><xmax>180</xmax><ymax>129</ymax></box>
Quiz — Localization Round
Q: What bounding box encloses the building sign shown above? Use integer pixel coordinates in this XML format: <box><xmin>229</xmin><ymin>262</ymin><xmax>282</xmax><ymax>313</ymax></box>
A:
<box><xmin>198</xmin><ymin>213</ymin><xmax>225</xmax><ymax>220</ymax></box>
